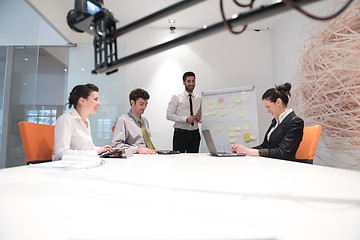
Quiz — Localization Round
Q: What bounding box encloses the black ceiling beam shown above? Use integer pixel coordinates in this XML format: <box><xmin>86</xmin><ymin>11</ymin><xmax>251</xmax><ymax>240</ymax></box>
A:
<box><xmin>109</xmin><ymin>0</ymin><xmax>206</xmax><ymax>38</ymax></box>
<box><xmin>93</xmin><ymin>0</ymin><xmax>321</xmax><ymax>74</ymax></box>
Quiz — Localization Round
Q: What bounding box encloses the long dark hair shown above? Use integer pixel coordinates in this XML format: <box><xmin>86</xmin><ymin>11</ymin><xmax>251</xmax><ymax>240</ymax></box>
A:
<box><xmin>262</xmin><ymin>82</ymin><xmax>292</xmax><ymax>106</ymax></box>
<box><xmin>68</xmin><ymin>84</ymin><xmax>99</xmax><ymax>109</ymax></box>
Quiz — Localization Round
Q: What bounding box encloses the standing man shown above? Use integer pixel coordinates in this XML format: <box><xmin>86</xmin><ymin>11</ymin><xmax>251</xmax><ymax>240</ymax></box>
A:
<box><xmin>166</xmin><ymin>71</ymin><xmax>201</xmax><ymax>153</ymax></box>
<box><xmin>111</xmin><ymin>88</ymin><xmax>157</xmax><ymax>154</ymax></box>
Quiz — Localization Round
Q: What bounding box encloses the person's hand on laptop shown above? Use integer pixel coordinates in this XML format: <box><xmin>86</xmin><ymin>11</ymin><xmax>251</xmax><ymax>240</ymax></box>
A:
<box><xmin>108</xmin><ymin>148</ymin><xmax>123</xmax><ymax>158</ymax></box>
<box><xmin>97</xmin><ymin>145</ymin><xmax>113</xmax><ymax>155</ymax></box>
<box><xmin>231</xmin><ymin>144</ymin><xmax>259</xmax><ymax>156</ymax></box>
<box><xmin>137</xmin><ymin>147</ymin><xmax>157</xmax><ymax>154</ymax></box>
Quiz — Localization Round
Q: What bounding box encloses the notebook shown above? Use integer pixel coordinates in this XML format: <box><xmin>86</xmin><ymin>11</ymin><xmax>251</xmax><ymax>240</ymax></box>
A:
<box><xmin>202</xmin><ymin>129</ymin><xmax>246</xmax><ymax>157</ymax></box>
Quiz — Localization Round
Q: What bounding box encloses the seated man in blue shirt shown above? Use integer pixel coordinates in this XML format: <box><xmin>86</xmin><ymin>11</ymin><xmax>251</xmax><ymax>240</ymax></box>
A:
<box><xmin>111</xmin><ymin>88</ymin><xmax>157</xmax><ymax>154</ymax></box>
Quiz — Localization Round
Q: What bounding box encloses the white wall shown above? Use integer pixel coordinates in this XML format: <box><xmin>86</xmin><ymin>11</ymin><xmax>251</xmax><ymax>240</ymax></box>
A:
<box><xmin>272</xmin><ymin>0</ymin><xmax>348</xmax><ymax>86</ymax></box>
<box><xmin>118</xmin><ymin>27</ymin><xmax>274</xmax><ymax>150</ymax></box>
<box><xmin>0</xmin><ymin>0</ymin><xmax>67</xmax><ymax>46</ymax></box>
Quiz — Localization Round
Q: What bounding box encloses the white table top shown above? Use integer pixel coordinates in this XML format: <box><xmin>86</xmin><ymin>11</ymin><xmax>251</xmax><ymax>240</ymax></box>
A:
<box><xmin>1</xmin><ymin>154</ymin><xmax>360</xmax><ymax>240</ymax></box>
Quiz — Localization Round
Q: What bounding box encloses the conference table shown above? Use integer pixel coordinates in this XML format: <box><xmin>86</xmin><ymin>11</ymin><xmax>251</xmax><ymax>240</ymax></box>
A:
<box><xmin>1</xmin><ymin>153</ymin><xmax>360</xmax><ymax>240</ymax></box>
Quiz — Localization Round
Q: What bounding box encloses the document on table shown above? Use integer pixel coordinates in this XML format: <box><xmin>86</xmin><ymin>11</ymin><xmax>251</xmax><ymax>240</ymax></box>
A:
<box><xmin>29</xmin><ymin>155</ymin><xmax>105</xmax><ymax>170</ymax></box>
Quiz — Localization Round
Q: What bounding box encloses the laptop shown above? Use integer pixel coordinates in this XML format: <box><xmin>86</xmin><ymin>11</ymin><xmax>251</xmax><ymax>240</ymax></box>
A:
<box><xmin>202</xmin><ymin>129</ymin><xmax>246</xmax><ymax>157</ymax></box>
<box><xmin>157</xmin><ymin>150</ymin><xmax>180</xmax><ymax>154</ymax></box>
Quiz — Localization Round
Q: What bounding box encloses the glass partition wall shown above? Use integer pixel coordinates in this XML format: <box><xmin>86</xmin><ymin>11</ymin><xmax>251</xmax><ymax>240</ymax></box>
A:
<box><xmin>0</xmin><ymin>44</ymin><xmax>126</xmax><ymax>168</ymax></box>
<box><xmin>0</xmin><ymin>47</ymin><xmax>7</xmax><ymax>167</ymax></box>
<box><xmin>2</xmin><ymin>46</ymin><xmax>68</xmax><ymax>167</ymax></box>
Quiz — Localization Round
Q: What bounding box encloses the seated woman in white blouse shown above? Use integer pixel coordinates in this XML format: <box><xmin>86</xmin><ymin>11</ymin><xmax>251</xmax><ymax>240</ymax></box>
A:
<box><xmin>52</xmin><ymin>84</ymin><xmax>113</xmax><ymax>160</ymax></box>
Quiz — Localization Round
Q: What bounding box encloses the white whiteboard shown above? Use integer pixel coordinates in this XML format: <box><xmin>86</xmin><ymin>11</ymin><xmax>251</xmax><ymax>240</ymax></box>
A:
<box><xmin>201</xmin><ymin>86</ymin><xmax>259</xmax><ymax>153</ymax></box>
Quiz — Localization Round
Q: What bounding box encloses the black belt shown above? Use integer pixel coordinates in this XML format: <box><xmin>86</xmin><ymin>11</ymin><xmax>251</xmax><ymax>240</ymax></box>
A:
<box><xmin>174</xmin><ymin>128</ymin><xmax>199</xmax><ymax>133</ymax></box>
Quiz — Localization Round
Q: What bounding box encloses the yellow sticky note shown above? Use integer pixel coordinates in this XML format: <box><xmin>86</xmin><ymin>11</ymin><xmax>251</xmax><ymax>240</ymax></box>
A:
<box><xmin>218</xmin><ymin>103</ymin><xmax>225</xmax><ymax>109</ymax></box>
<box><xmin>229</xmin><ymin>131</ymin><xmax>236</xmax><ymax>137</ymax></box>
<box><xmin>250</xmin><ymin>134</ymin><xmax>256</xmax><ymax>140</ymax></box>
<box><xmin>234</xmin><ymin>125</ymin><xmax>241</xmax><ymax>131</ymax></box>
<box><xmin>229</xmin><ymin>125</ymin><xmax>236</xmax><ymax>131</ymax></box>
<box><xmin>235</xmin><ymin>96</ymin><xmax>241</xmax><ymax>103</ymax></box>
<box><xmin>244</xmin><ymin>133</ymin><xmax>250</xmax><ymax>142</ymax></box>
<box><xmin>209</xmin><ymin>104</ymin><xmax>216</xmax><ymax>110</ymax></box>
<box><xmin>229</xmin><ymin>137</ymin><xmax>237</xmax><ymax>143</ymax></box>
<box><xmin>215</xmin><ymin>125</ymin><xmax>222</xmax><ymax>131</ymax></box>
<box><xmin>227</xmin><ymin>102</ymin><xmax>234</xmax><ymax>108</ymax></box>
<box><xmin>238</xmin><ymin>108</ymin><xmax>245</xmax><ymax>118</ymax></box>
<box><xmin>220</xmin><ymin>110</ymin><xmax>226</xmax><ymax>116</ymax></box>
<box><xmin>203</xmin><ymin>112</ymin><xmax>210</xmax><ymax>117</ymax></box>
<box><xmin>242</xmin><ymin>125</ymin><xmax>250</xmax><ymax>130</ymax></box>
<box><xmin>210</xmin><ymin>110</ymin><xmax>217</xmax><ymax>116</ymax></box>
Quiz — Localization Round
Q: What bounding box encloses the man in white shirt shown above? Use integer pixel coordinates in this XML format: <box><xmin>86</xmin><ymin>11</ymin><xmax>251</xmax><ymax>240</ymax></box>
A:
<box><xmin>166</xmin><ymin>71</ymin><xmax>201</xmax><ymax>153</ymax></box>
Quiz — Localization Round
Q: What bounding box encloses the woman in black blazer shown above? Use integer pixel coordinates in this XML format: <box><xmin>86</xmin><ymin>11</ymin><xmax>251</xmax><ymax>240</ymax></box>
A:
<box><xmin>231</xmin><ymin>83</ymin><xmax>304</xmax><ymax>161</ymax></box>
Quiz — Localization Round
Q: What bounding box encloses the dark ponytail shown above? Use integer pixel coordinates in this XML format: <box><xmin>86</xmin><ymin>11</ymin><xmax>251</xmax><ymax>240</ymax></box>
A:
<box><xmin>68</xmin><ymin>84</ymin><xmax>99</xmax><ymax>109</ymax></box>
<box><xmin>262</xmin><ymin>82</ymin><xmax>292</xmax><ymax>106</ymax></box>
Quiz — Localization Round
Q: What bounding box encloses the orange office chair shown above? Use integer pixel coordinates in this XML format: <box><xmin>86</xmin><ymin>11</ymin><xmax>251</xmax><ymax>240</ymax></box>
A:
<box><xmin>111</xmin><ymin>126</ymin><xmax>115</xmax><ymax>132</ymax></box>
<box><xmin>295</xmin><ymin>125</ymin><xmax>322</xmax><ymax>164</ymax></box>
<box><xmin>18</xmin><ymin>121</ymin><xmax>55</xmax><ymax>164</ymax></box>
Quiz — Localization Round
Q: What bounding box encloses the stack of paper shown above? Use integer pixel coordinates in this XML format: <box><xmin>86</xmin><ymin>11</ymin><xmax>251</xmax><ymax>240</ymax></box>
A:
<box><xmin>29</xmin><ymin>155</ymin><xmax>105</xmax><ymax>170</ymax></box>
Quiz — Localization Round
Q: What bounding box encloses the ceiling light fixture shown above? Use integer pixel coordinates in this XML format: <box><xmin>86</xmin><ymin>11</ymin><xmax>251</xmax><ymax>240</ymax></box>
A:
<box><xmin>170</xmin><ymin>26</ymin><xmax>176</xmax><ymax>34</ymax></box>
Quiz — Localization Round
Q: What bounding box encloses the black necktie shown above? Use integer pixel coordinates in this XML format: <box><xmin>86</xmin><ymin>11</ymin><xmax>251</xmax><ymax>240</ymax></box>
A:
<box><xmin>189</xmin><ymin>94</ymin><xmax>194</xmax><ymax>126</ymax></box>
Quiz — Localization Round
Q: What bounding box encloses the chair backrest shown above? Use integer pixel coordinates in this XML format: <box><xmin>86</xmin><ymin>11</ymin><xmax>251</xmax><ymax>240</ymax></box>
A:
<box><xmin>296</xmin><ymin>125</ymin><xmax>322</xmax><ymax>162</ymax></box>
<box><xmin>18</xmin><ymin>121</ymin><xmax>55</xmax><ymax>164</ymax></box>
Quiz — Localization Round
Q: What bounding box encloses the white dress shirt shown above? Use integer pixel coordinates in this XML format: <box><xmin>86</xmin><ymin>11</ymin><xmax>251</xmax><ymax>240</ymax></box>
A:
<box><xmin>52</xmin><ymin>109</ymin><xmax>99</xmax><ymax>161</ymax></box>
<box><xmin>267</xmin><ymin>108</ymin><xmax>293</xmax><ymax>141</ymax></box>
<box><xmin>166</xmin><ymin>90</ymin><xmax>201</xmax><ymax>130</ymax></box>
<box><xmin>110</xmin><ymin>111</ymin><xmax>152</xmax><ymax>153</ymax></box>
